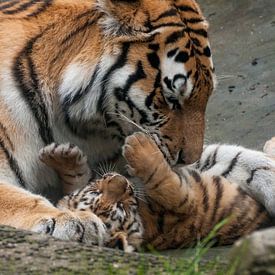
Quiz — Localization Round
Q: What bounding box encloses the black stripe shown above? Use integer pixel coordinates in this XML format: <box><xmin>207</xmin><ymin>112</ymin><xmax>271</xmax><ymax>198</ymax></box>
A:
<box><xmin>200</xmin><ymin>146</ymin><xmax>220</xmax><ymax>172</ymax></box>
<box><xmin>188</xmin><ymin>28</ymin><xmax>208</xmax><ymax>38</ymax></box>
<box><xmin>165</xmin><ymin>29</ymin><xmax>185</xmax><ymax>45</ymax></box>
<box><xmin>13</xmin><ymin>30</ymin><xmax>54</xmax><ymax>145</ymax></box>
<box><xmin>175</xmin><ymin>51</ymin><xmax>189</xmax><ymax>63</ymax></box>
<box><xmin>77</xmin><ymin>221</ymin><xmax>85</xmax><ymax>243</ymax></box>
<box><xmin>128</xmin><ymin>228</ymin><xmax>140</xmax><ymax>236</ymax></box>
<box><xmin>167</xmin><ymin>47</ymin><xmax>179</xmax><ymax>58</ymax></box>
<box><xmin>97</xmin><ymin>43</ymin><xmax>130</xmax><ymax>115</ymax></box>
<box><xmin>151</xmin><ymin>22</ymin><xmax>186</xmax><ymax>30</ymax></box>
<box><xmin>178</xmin><ymin>196</ymin><xmax>188</xmax><ymax>209</ymax></box>
<box><xmin>92</xmin><ymin>221</ymin><xmax>99</xmax><ymax>235</ymax></box>
<box><xmin>200</xmin><ymin>154</ymin><xmax>211</xmax><ymax>172</ymax></box>
<box><xmin>247</xmin><ymin>167</ymin><xmax>269</xmax><ymax>185</ymax></box>
<box><xmin>113</xmin><ymin>60</ymin><xmax>148</xmax><ymax>124</ymax></box>
<box><xmin>51</xmin><ymin>14</ymin><xmax>98</xmax><ymax>66</ymax></box>
<box><xmin>176</xmin><ymin>5</ymin><xmax>199</xmax><ymax>14</ymax></box>
<box><xmin>62</xmin><ymin>63</ymin><xmax>100</xmax><ymax>133</ymax></box>
<box><xmin>186</xmin><ymin>18</ymin><xmax>204</xmax><ymax>24</ymax></box>
<box><xmin>0</xmin><ymin>122</ymin><xmax>14</xmax><ymax>150</ymax></box>
<box><xmin>61</xmin><ymin>18</ymin><xmax>97</xmax><ymax>45</ymax></box>
<box><xmin>0</xmin><ymin>0</ymin><xmax>19</xmax><ymax>10</ymax></box>
<box><xmin>210</xmin><ymin>176</ymin><xmax>223</xmax><ymax>224</ymax></box>
<box><xmin>200</xmin><ymin>183</ymin><xmax>209</xmax><ymax>213</ymax></box>
<box><xmin>48</xmin><ymin>218</ymin><xmax>56</xmax><ymax>235</ymax></box>
<box><xmin>218</xmin><ymin>188</ymin><xmax>246</xmax><ymax>222</ymax></box>
<box><xmin>207</xmin><ymin>146</ymin><xmax>219</xmax><ymax>170</ymax></box>
<box><xmin>126</xmin><ymin>220</ymin><xmax>136</xmax><ymax>231</ymax></box>
<box><xmin>27</xmin><ymin>0</ymin><xmax>52</xmax><ymax>17</ymax></box>
<box><xmin>188</xmin><ymin>169</ymin><xmax>201</xmax><ymax>183</ymax></box>
<box><xmin>0</xmin><ymin>140</ymin><xmax>26</xmax><ymax>187</ymax></box>
<box><xmin>144</xmin><ymin>166</ymin><xmax>158</xmax><ymax>185</ymax></box>
<box><xmin>151</xmin><ymin>8</ymin><xmax>178</xmax><ymax>22</ymax></box>
<box><xmin>222</xmin><ymin>152</ymin><xmax>241</xmax><ymax>177</ymax></box>
<box><xmin>2</xmin><ymin>0</ymin><xmax>36</xmax><ymax>14</ymax></box>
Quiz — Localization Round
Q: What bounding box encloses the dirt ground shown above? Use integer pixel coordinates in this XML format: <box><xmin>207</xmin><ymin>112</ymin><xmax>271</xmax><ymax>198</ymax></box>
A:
<box><xmin>199</xmin><ymin>0</ymin><xmax>275</xmax><ymax>150</ymax></box>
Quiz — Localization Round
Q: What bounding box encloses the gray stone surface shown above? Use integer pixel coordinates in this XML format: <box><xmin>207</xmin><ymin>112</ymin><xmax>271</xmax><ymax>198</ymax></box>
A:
<box><xmin>230</xmin><ymin>227</ymin><xmax>275</xmax><ymax>274</ymax></box>
<box><xmin>199</xmin><ymin>0</ymin><xmax>275</xmax><ymax>150</ymax></box>
<box><xmin>0</xmin><ymin>225</ymin><xmax>227</xmax><ymax>274</ymax></box>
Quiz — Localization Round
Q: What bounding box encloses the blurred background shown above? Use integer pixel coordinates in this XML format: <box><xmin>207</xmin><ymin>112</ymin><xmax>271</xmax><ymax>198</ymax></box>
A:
<box><xmin>199</xmin><ymin>0</ymin><xmax>275</xmax><ymax>149</ymax></box>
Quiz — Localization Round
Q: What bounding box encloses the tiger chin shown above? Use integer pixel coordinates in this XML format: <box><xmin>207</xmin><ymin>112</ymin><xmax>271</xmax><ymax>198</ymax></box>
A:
<box><xmin>40</xmin><ymin>134</ymin><xmax>275</xmax><ymax>251</ymax></box>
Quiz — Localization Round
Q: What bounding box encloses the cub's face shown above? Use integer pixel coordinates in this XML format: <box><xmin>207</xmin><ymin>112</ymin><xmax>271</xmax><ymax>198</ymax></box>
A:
<box><xmin>58</xmin><ymin>172</ymin><xmax>143</xmax><ymax>251</ymax></box>
<box><xmin>62</xmin><ymin>173</ymin><xmax>139</xmax><ymax>234</ymax></box>
<box><xmin>97</xmin><ymin>0</ymin><xmax>215</xmax><ymax>165</ymax></box>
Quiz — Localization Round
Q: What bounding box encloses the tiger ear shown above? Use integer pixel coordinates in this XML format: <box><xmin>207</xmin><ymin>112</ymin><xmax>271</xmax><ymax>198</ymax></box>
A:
<box><xmin>96</xmin><ymin>0</ymin><xmax>149</xmax><ymax>36</ymax></box>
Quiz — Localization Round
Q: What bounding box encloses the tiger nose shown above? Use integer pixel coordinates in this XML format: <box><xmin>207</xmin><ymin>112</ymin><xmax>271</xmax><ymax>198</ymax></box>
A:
<box><xmin>173</xmin><ymin>74</ymin><xmax>187</xmax><ymax>95</ymax></box>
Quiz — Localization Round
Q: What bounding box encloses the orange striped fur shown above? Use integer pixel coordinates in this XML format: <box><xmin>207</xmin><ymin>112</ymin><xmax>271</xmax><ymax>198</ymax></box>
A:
<box><xmin>0</xmin><ymin>0</ymin><xmax>216</xmax><ymax>241</ymax></box>
<box><xmin>40</xmin><ymin>135</ymin><xmax>275</xmax><ymax>251</ymax></box>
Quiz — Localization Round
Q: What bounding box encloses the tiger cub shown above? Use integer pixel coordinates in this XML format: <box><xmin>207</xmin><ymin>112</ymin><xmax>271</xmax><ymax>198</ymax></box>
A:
<box><xmin>40</xmin><ymin>143</ymin><xmax>143</xmax><ymax>252</ymax></box>
<box><xmin>40</xmin><ymin>134</ymin><xmax>275</xmax><ymax>250</ymax></box>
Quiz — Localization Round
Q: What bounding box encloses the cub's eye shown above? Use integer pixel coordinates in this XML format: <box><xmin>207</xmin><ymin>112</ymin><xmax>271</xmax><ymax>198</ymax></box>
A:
<box><xmin>105</xmin><ymin>223</ymin><xmax>112</xmax><ymax>229</ymax></box>
<box><xmin>90</xmin><ymin>191</ymin><xmax>100</xmax><ymax>196</ymax></box>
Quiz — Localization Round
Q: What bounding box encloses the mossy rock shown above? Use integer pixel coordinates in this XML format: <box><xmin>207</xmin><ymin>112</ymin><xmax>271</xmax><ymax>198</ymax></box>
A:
<box><xmin>0</xmin><ymin>226</ymin><xmax>229</xmax><ymax>274</ymax></box>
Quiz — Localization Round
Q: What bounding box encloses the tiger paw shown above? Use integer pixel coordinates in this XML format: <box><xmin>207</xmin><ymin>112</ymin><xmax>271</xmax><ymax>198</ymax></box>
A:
<box><xmin>39</xmin><ymin>143</ymin><xmax>91</xmax><ymax>194</ymax></box>
<box><xmin>123</xmin><ymin>132</ymin><xmax>164</xmax><ymax>180</ymax></box>
<box><xmin>39</xmin><ymin>143</ymin><xmax>87</xmax><ymax>171</ymax></box>
<box><xmin>32</xmin><ymin>210</ymin><xmax>106</xmax><ymax>245</ymax></box>
<box><xmin>263</xmin><ymin>137</ymin><xmax>275</xmax><ymax>158</ymax></box>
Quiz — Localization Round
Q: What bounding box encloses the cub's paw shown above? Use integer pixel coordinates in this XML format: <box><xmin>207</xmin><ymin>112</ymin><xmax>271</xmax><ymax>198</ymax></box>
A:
<box><xmin>122</xmin><ymin>132</ymin><xmax>163</xmax><ymax>178</ymax></box>
<box><xmin>39</xmin><ymin>143</ymin><xmax>87</xmax><ymax>171</ymax></box>
<box><xmin>32</xmin><ymin>211</ymin><xmax>106</xmax><ymax>245</ymax></box>
<box><xmin>264</xmin><ymin>137</ymin><xmax>275</xmax><ymax>158</ymax></box>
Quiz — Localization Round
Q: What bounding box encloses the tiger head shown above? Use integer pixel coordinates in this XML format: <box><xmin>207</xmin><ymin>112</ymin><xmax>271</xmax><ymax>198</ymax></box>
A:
<box><xmin>60</xmin><ymin>0</ymin><xmax>215</xmax><ymax>165</ymax></box>
<box><xmin>94</xmin><ymin>0</ymin><xmax>215</xmax><ymax>165</ymax></box>
<box><xmin>58</xmin><ymin>172</ymin><xmax>143</xmax><ymax>251</ymax></box>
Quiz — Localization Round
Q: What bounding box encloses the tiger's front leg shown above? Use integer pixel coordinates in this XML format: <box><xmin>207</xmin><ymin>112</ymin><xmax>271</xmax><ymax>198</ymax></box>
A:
<box><xmin>0</xmin><ymin>184</ymin><xmax>106</xmax><ymax>245</ymax></box>
<box><xmin>123</xmin><ymin>132</ymin><xmax>192</xmax><ymax>212</ymax></box>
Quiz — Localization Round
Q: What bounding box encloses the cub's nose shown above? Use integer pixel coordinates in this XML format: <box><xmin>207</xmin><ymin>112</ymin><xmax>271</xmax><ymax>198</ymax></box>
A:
<box><xmin>108</xmin><ymin>174</ymin><xmax>128</xmax><ymax>195</ymax></box>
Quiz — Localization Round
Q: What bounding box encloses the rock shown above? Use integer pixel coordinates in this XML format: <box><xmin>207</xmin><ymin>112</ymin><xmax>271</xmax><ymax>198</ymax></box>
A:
<box><xmin>230</xmin><ymin>227</ymin><xmax>275</xmax><ymax>274</ymax></box>
<box><xmin>0</xmin><ymin>225</ymin><xmax>228</xmax><ymax>274</ymax></box>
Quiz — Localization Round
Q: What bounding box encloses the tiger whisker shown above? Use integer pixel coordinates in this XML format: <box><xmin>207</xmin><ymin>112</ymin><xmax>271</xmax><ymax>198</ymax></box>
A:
<box><xmin>93</xmin><ymin>169</ymin><xmax>103</xmax><ymax>178</ymax></box>
<box><xmin>216</xmin><ymin>74</ymin><xmax>236</xmax><ymax>80</ymax></box>
<box><xmin>134</xmin><ymin>195</ymin><xmax>147</xmax><ymax>204</ymax></box>
<box><xmin>134</xmin><ymin>192</ymin><xmax>146</xmax><ymax>197</ymax></box>
<box><xmin>98</xmin><ymin>163</ymin><xmax>106</xmax><ymax>176</ymax></box>
<box><xmin>108</xmin><ymin>111</ymin><xmax>151</xmax><ymax>136</ymax></box>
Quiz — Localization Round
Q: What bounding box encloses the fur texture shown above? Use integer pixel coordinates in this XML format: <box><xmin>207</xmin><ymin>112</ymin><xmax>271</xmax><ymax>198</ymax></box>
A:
<box><xmin>40</xmin><ymin>136</ymin><xmax>275</xmax><ymax>251</ymax></box>
<box><xmin>0</xmin><ymin>0</ymin><xmax>216</xmax><ymax>240</ymax></box>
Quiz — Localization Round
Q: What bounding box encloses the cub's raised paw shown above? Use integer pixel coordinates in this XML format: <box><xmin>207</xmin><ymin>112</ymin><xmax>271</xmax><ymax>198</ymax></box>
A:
<box><xmin>264</xmin><ymin>137</ymin><xmax>275</xmax><ymax>158</ymax></box>
<box><xmin>122</xmin><ymin>132</ymin><xmax>163</xmax><ymax>179</ymax></box>
<box><xmin>39</xmin><ymin>143</ymin><xmax>91</xmax><ymax>194</ymax></box>
<box><xmin>32</xmin><ymin>210</ymin><xmax>106</xmax><ymax>245</ymax></box>
<box><xmin>39</xmin><ymin>143</ymin><xmax>87</xmax><ymax>171</ymax></box>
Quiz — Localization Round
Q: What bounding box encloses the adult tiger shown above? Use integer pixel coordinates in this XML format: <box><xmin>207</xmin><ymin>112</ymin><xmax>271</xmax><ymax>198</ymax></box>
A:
<box><xmin>0</xmin><ymin>0</ymin><xmax>217</xmax><ymax>241</ymax></box>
